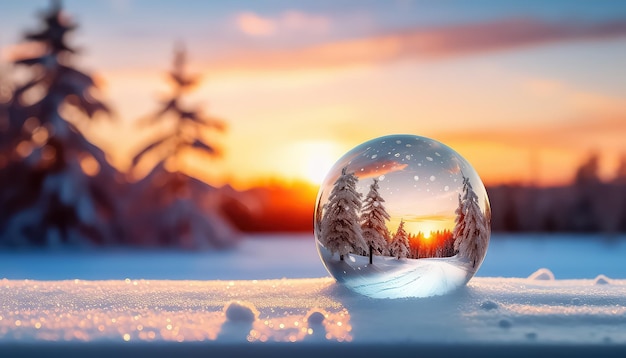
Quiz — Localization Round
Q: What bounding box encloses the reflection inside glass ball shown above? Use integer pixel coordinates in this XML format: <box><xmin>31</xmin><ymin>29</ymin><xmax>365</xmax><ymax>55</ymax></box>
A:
<box><xmin>314</xmin><ymin>135</ymin><xmax>491</xmax><ymax>298</ymax></box>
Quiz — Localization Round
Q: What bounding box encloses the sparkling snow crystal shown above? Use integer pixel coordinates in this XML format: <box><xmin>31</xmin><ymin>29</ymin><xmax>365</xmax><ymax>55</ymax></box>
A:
<box><xmin>1</xmin><ymin>277</ymin><xmax>626</xmax><ymax>345</ymax></box>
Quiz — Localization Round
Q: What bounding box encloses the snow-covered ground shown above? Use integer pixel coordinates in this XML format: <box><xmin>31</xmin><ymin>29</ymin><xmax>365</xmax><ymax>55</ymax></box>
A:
<box><xmin>319</xmin><ymin>246</ymin><xmax>471</xmax><ymax>298</ymax></box>
<box><xmin>1</xmin><ymin>234</ymin><xmax>626</xmax><ymax>357</ymax></box>
<box><xmin>1</xmin><ymin>234</ymin><xmax>625</xmax><ymax>280</ymax></box>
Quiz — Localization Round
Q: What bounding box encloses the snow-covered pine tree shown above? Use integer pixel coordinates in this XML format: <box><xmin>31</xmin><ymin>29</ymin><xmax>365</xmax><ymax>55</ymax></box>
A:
<box><xmin>0</xmin><ymin>0</ymin><xmax>118</xmax><ymax>246</ymax></box>
<box><xmin>314</xmin><ymin>190</ymin><xmax>324</xmax><ymax>240</ymax></box>
<box><xmin>360</xmin><ymin>178</ymin><xmax>390</xmax><ymax>264</ymax></box>
<box><xmin>132</xmin><ymin>43</ymin><xmax>225</xmax><ymax>170</ymax></box>
<box><xmin>452</xmin><ymin>193</ymin><xmax>465</xmax><ymax>255</ymax></box>
<box><xmin>129</xmin><ymin>44</ymin><xmax>235</xmax><ymax>249</ymax></box>
<box><xmin>320</xmin><ymin>166</ymin><xmax>366</xmax><ymax>261</ymax></box>
<box><xmin>389</xmin><ymin>219</ymin><xmax>409</xmax><ymax>259</ymax></box>
<box><xmin>453</xmin><ymin>176</ymin><xmax>489</xmax><ymax>267</ymax></box>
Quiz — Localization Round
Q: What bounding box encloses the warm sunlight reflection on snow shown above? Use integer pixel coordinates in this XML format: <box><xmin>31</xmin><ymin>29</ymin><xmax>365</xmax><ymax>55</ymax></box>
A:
<box><xmin>0</xmin><ymin>278</ymin><xmax>352</xmax><ymax>343</ymax></box>
<box><xmin>247</xmin><ymin>308</ymin><xmax>352</xmax><ymax>343</ymax></box>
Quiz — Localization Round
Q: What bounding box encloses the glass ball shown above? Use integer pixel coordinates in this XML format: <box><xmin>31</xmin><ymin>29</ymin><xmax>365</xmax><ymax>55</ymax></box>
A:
<box><xmin>314</xmin><ymin>135</ymin><xmax>490</xmax><ymax>298</ymax></box>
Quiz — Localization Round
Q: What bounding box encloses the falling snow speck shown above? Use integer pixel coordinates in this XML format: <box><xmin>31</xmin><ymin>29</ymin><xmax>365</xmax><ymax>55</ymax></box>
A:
<box><xmin>414</xmin><ymin>176</ymin><xmax>419</xmax><ymax>181</ymax></box>
<box><xmin>394</xmin><ymin>153</ymin><xmax>400</xmax><ymax>158</ymax></box>
<box><xmin>430</xmin><ymin>175</ymin><xmax>436</xmax><ymax>181</ymax></box>
<box><xmin>426</xmin><ymin>157</ymin><xmax>433</xmax><ymax>161</ymax></box>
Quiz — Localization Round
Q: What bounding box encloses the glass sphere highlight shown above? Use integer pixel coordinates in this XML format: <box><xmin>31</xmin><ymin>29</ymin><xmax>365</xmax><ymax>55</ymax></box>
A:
<box><xmin>314</xmin><ymin>135</ymin><xmax>491</xmax><ymax>298</ymax></box>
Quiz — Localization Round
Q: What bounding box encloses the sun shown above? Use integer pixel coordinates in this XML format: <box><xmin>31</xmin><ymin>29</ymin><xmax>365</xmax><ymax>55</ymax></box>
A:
<box><xmin>399</xmin><ymin>219</ymin><xmax>455</xmax><ymax>238</ymax></box>
<box><xmin>294</xmin><ymin>141</ymin><xmax>341</xmax><ymax>185</ymax></box>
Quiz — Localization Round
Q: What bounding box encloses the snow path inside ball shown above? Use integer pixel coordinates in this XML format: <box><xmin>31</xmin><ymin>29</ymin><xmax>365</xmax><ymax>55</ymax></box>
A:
<box><xmin>319</xmin><ymin>246</ymin><xmax>469</xmax><ymax>298</ymax></box>
<box><xmin>2</xmin><ymin>277</ymin><xmax>626</xmax><ymax>345</ymax></box>
<box><xmin>346</xmin><ymin>257</ymin><xmax>469</xmax><ymax>299</ymax></box>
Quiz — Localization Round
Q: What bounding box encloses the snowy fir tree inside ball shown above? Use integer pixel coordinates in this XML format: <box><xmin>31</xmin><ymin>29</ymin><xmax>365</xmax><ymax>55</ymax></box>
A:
<box><xmin>314</xmin><ymin>135</ymin><xmax>491</xmax><ymax>298</ymax></box>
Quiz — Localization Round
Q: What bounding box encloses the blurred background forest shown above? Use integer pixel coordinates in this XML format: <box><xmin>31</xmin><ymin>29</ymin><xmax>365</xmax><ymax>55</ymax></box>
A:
<box><xmin>1</xmin><ymin>1</ymin><xmax>626</xmax><ymax>248</ymax></box>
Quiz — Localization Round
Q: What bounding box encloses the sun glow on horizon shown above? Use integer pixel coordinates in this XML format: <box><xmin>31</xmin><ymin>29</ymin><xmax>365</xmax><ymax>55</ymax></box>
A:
<box><xmin>292</xmin><ymin>141</ymin><xmax>343</xmax><ymax>185</ymax></box>
<box><xmin>395</xmin><ymin>219</ymin><xmax>455</xmax><ymax>237</ymax></box>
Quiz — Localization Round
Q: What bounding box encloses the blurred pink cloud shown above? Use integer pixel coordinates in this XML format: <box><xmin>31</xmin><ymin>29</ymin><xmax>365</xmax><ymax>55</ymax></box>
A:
<box><xmin>236</xmin><ymin>12</ymin><xmax>277</xmax><ymax>36</ymax></box>
<box><xmin>235</xmin><ymin>10</ymin><xmax>330</xmax><ymax>37</ymax></box>
<box><xmin>219</xmin><ymin>17</ymin><xmax>626</xmax><ymax>71</ymax></box>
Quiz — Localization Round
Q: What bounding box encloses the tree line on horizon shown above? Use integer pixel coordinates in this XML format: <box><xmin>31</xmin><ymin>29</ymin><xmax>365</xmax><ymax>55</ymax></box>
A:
<box><xmin>489</xmin><ymin>154</ymin><xmax>626</xmax><ymax>234</ymax></box>
<box><xmin>407</xmin><ymin>229</ymin><xmax>455</xmax><ymax>259</ymax></box>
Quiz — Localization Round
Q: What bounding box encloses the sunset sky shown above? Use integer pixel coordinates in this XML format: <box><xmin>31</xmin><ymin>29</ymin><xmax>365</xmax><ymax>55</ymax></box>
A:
<box><xmin>316</xmin><ymin>135</ymin><xmax>489</xmax><ymax>234</ymax></box>
<box><xmin>1</xmin><ymin>1</ymin><xmax>626</xmax><ymax>189</ymax></box>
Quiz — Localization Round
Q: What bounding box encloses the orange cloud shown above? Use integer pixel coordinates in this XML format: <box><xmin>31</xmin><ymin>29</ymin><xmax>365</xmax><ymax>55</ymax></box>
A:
<box><xmin>354</xmin><ymin>160</ymin><xmax>409</xmax><ymax>180</ymax></box>
<box><xmin>437</xmin><ymin>114</ymin><xmax>626</xmax><ymax>149</ymax></box>
<box><xmin>433</xmin><ymin>110</ymin><xmax>626</xmax><ymax>186</ymax></box>
<box><xmin>216</xmin><ymin>17</ymin><xmax>626</xmax><ymax>72</ymax></box>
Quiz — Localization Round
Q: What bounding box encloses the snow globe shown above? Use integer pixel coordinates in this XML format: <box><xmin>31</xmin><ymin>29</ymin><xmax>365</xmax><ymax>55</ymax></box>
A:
<box><xmin>314</xmin><ymin>135</ymin><xmax>490</xmax><ymax>298</ymax></box>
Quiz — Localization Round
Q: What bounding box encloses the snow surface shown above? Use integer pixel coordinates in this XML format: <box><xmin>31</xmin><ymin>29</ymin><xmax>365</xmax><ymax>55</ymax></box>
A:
<box><xmin>1</xmin><ymin>235</ymin><xmax>626</xmax><ymax>356</ymax></box>
<box><xmin>2</xmin><ymin>234</ymin><xmax>626</xmax><ymax>280</ymax></box>
<box><xmin>1</xmin><ymin>274</ymin><xmax>626</xmax><ymax>344</ymax></box>
<box><xmin>320</xmin><ymin>246</ymin><xmax>471</xmax><ymax>298</ymax></box>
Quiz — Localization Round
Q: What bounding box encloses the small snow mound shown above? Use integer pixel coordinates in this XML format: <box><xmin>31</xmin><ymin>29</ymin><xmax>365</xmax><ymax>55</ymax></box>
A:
<box><xmin>499</xmin><ymin>319</ymin><xmax>512</xmax><ymax>329</ymax></box>
<box><xmin>479</xmin><ymin>300</ymin><xmax>498</xmax><ymax>310</ymax></box>
<box><xmin>526</xmin><ymin>332</ymin><xmax>537</xmax><ymax>340</ymax></box>
<box><xmin>306</xmin><ymin>310</ymin><xmax>326</xmax><ymax>325</ymax></box>
<box><xmin>528</xmin><ymin>268</ymin><xmax>555</xmax><ymax>281</ymax></box>
<box><xmin>224</xmin><ymin>301</ymin><xmax>258</xmax><ymax>323</ymax></box>
<box><xmin>594</xmin><ymin>274</ymin><xmax>611</xmax><ymax>285</ymax></box>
